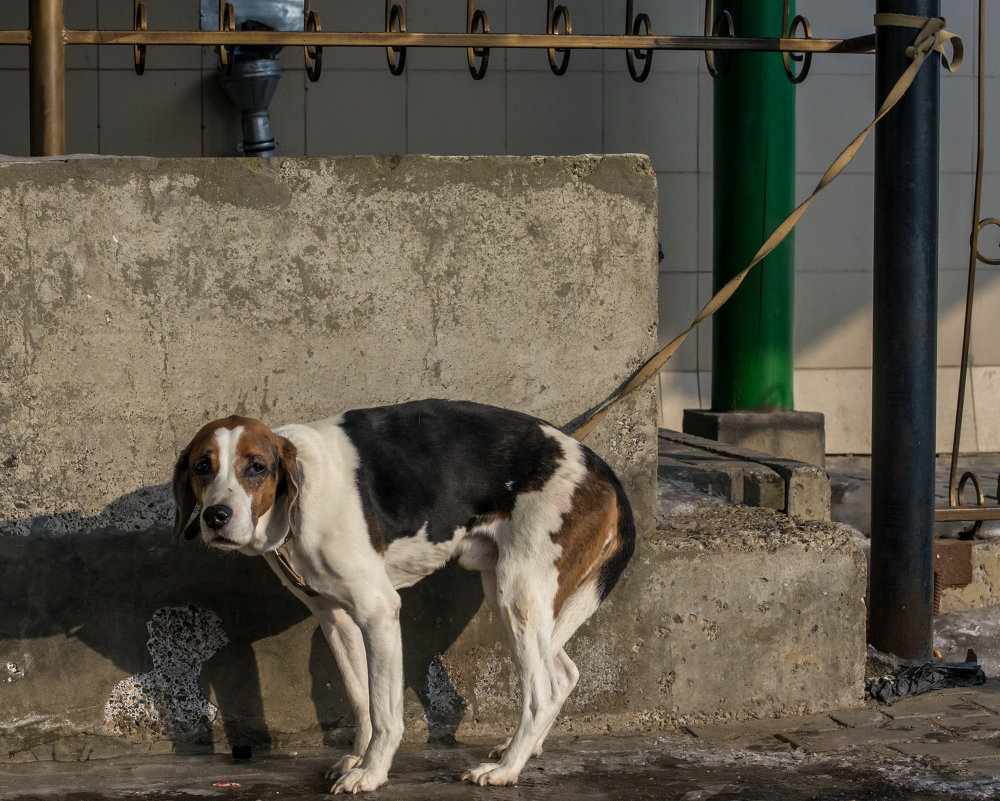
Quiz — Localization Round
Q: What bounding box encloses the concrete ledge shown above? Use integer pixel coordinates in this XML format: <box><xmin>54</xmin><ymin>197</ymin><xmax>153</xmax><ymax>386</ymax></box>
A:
<box><xmin>0</xmin><ymin>501</ymin><xmax>867</xmax><ymax>760</ymax></box>
<box><xmin>683</xmin><ymin>409</ymin><xmax>826</xmax><ymax>468</ymax></box>
<box><xmin>659</xmin><ymin>430</ymin><xmax>832</xmax><ymax>521</ymax></box>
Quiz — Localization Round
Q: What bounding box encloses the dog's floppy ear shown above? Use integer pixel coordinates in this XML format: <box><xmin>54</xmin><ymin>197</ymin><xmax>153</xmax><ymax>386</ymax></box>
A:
<box><xmin>278</xmin><ymin>437</ymin><xmax>301</xmax><ymax>538</ymax></box>
<box><xmin>171</xmin><ymin>446</ymin><xmax>199</xmax><ymax>541</ymax></box>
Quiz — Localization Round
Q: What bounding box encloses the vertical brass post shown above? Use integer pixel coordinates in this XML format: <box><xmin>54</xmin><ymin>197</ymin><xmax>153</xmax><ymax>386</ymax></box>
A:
<box><xmin>29</xmin><ymin>0</ymin><xmax>66</xmax><ymax>156</ymax></box>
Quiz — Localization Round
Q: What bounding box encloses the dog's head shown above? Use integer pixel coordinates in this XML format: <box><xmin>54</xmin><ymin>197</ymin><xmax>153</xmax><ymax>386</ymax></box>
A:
<box><xmin>172</xmin><ymin>416</ymin><xmax>300</xmax><ymax>553</ymax></box>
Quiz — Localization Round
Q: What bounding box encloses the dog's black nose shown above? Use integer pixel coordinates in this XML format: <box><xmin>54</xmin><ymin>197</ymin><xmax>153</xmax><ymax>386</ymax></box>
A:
<box><xmin>203</xmin><ymin>504</ymin><xmax>233</xmax><ymax>530</ymax></box>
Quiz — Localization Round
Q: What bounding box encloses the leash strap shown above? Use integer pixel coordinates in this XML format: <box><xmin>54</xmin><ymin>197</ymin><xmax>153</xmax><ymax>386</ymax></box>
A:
<box><xmin>569</xmin><ymin>15</ymin><xmax>961</xmax><ymax>442</ymax></box>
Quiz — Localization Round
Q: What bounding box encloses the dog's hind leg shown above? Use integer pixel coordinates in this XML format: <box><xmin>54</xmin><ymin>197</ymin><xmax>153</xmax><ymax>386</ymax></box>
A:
<box><xmin>477</xmin><ymin>576</ymin><xmax>600</xmax><ymax>774</ymax></box>
<box><xmin>462</xmin><ymin>573</ymin><xmax>576</xmax><ymax>787</ymax></box>
<box><xmin>307</xmin><ymin>603</ymin><xmax>373</xmax><ymax>780</ymax></box>
<box><xmin>488</xmin><ymin>645</ymin><xmax>578</xmax><ymax>761</ymax></box>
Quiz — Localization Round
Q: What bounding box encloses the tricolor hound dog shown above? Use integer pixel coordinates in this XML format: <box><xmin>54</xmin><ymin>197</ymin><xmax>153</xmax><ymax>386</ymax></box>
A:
<box><xmin>172</xmin><ymin>399</ymin><xmax>634</xmax><ymax>793</ymax></box>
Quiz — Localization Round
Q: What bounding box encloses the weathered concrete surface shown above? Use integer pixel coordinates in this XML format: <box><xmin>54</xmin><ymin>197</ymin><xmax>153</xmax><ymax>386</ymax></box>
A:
<box><xmin>0</xmin><ymin>154</ymin><xmax>658</xmax><ymax>534</ymax></box>
<box><xmin>0</xmin><ymin>502</ymin><xmax>867</xmax><ymax>761</ymax></box>
<box><xmin>0</xmin><ymin>154</ymin><xmax>663</xmax><ymax>756</ymax></box>
<box><xmin>660</xmin><ymin>429</ymin><xmax>832</xmax><ymax>521</ymax></box>
<box><xmin>683</xmin><ymin>409</ymin><xmax>827</xmax><ymax>469</ymax></box>
<box><xmin>0</xmin><ymin>155</ymin><xmax>867</xmax><ymax>762</ymax></box>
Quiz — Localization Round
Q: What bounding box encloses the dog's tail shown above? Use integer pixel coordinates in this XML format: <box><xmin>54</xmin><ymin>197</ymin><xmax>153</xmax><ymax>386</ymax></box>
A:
<box><xmin>594</xmin><ymin>458</ymin><xmax>636</xmax><ymax>604</ymax></box>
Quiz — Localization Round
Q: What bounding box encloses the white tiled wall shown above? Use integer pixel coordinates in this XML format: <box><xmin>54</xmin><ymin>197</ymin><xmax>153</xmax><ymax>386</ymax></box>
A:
<box><xmin>0</xmin><ymin>0</ymin><xmax>996</xmax><ymax>454</ymax></box>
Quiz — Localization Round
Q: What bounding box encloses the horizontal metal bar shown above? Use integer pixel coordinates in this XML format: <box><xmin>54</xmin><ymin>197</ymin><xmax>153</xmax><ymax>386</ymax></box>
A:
<box><xmin>0</xmin><ymin>31</ymin><xmax>31</xmax><ymax>44</ymax></box>
<box><xmin>934</xmin><ymin>506</ymin><xmax>1000</xmax><ymax>522</ymax></box>
<box><xmin>0</xmin><ymin>29</ymin><xmax>875</xmax><ymax>54</ymax></box>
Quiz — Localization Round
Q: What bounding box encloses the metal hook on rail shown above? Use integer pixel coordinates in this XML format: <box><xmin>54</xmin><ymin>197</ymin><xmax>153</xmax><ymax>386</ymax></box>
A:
<box><xmin>133</xmin><ymin>0</ymin><xmax>147</xmax><ymax>75</ymax></box>
<box><xmin>386</xmin><ymin>1</ymin><xmax>406</xmax><ymax>76</ymax></box>
<box><xmin>974</xmin><ymin>218</ymin><xmax>1000</xmax><ymax>265</ymax></box>
<box><xmin>704</xmin><ymin>1</ymin><xmax>734</xmax><ymax>79</ymax></box>
<box><xmin>467</xmin><ymin>0</ymin><xmax>490</xmax><ymax>80</ymax></box>
<box><xmin>781</xmin><ymin>0</ymin><xmax>812</xmax><ymax>84</ymax></box>
<box><xmin>953</xmin><ymin>471</ymin><xmax>987</xmax><ymax>539</ymax></box>
<box><xmin>625</xmin><ymin>0</ymin><xmax>652</xmax><ymax>82</ymax></box>
<box><xmin>217</xmin><ymin>0</ymin><xmax>236</xmax><ymax>74</ymax></box>
<box><xmin>546</xmin><ymin>0</ymin><xmax>571</xmax><ymax>76</ymax></box>
<box><xmin>303</xmin><ymin>1</ymin><xmax>322</xmax><ymax>82</ymax></box>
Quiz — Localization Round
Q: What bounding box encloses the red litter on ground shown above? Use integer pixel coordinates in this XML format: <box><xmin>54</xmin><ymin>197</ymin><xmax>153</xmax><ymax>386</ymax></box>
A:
<box><xmin>212</xmin><ymin>782</ymin><xmax>241</xmax><ymax>788</ymax></box>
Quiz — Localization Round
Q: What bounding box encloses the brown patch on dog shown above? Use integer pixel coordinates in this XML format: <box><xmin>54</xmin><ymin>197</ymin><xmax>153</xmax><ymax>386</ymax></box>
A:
<box><xmin>234</xmin><ymin>419</ymin><xmax>283</xmax><ymax>525</ymax></box>
<box><xmin>551</xmin><ymin>472</ymin><xmax>621</xmax><ymax>618</ymax></box>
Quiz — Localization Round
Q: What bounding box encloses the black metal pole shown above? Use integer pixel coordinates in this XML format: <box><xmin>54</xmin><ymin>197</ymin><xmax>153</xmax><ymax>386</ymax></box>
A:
<box><xmin>869</xmin><ymin>0</ymin><xmax>940</xmax><ymax>660</ymax></box>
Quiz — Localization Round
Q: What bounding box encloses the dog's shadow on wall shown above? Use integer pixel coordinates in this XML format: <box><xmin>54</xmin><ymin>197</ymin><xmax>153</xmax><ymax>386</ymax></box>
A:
<box><xmin>0</xmin><ymin>486</ymin><xmax>484</xmax><ymax>752</ymax></box>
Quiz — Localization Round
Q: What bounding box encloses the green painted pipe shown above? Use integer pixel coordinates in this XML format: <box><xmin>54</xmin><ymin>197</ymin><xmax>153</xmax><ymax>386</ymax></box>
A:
<box><xmin>711</xmin><ymin>0</ymin><xmax>795</xmax><ymax>412</ymax></box>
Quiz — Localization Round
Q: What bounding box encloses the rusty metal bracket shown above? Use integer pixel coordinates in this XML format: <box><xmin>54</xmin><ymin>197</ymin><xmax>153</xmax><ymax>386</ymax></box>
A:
<box><xmin>935</xmin><ymin>539</ymin><xmax>974</xmax><ymax>587</ymax></box>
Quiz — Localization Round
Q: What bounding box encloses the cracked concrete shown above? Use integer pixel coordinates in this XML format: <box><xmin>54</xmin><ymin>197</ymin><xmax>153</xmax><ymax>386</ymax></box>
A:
<box><xmin>0</xmin><ymin>154</ymin><xmax>658</xmax><ymax>534</ymax></box>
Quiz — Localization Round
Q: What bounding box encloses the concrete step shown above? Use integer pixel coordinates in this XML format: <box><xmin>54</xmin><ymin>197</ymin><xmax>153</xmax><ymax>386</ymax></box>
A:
<box><xmin>0</xmin><ymin>489</ymin><xmax>868</xmax><ymax>761</ymax></box>
<box><xmin>659</xmin><ymin>429</ymin><xmax>832</xmax><ymax>521</ymax></box>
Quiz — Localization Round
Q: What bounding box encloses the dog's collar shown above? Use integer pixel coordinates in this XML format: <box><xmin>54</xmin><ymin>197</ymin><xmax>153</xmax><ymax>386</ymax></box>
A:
<box><xmin>274</xmin><ymin>537</ymin><xmax>321</xmax><ymax>597</ymax></box>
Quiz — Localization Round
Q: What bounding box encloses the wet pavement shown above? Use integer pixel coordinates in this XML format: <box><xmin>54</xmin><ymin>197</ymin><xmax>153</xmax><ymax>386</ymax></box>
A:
<box><xmin>5</xmin><ymin>680</ymin><xmax>1000</xmax><ymax>801</ymax></box>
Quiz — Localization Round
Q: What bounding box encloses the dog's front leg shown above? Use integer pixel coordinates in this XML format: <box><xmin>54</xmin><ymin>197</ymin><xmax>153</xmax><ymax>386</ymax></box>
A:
<box><xmin>330</xmin><ymin>584</ymin><xmax>404</xmax><ymax>795</ymax></box>
<box><xmin>310</xmin><ymin>604</ymin><xmax>373</xmax><ymax>780</ymax></box>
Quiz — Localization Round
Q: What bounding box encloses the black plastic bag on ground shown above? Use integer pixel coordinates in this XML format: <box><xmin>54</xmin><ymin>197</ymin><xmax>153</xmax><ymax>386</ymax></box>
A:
<box><xmin>866</xmin><ymin>649</ymin><xmax>986</xmax><ymax>705</ymax></box>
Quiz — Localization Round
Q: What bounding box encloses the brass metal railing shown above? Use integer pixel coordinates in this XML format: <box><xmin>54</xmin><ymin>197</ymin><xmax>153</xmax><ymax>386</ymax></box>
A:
<box><xmin>2</xmin><ymin>0</ymin><xmax>877</xmax><ymax>156</ymax></box>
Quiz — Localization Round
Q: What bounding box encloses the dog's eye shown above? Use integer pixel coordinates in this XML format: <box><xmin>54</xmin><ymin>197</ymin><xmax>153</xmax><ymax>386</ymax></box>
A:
<box><xmin>247</xmin><ymin>461</ymin><xmax>268</xmax><ymax>477</ymax></box>
<box><xmin>193</xmin><ymin>460</ymin><xmax>213</xmax><ymax>476</ymax></box>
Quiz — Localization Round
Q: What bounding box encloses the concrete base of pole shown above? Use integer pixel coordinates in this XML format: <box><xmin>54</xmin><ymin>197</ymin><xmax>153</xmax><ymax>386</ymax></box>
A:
<box><xmin>682</xmin><ymin>409</ymin><xmax>826</xmax><ymax>468</ymax></box>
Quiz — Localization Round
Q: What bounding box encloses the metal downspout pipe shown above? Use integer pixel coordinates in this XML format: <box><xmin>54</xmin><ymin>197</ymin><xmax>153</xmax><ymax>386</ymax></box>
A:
<box><xmin>869</xmin><ymin>0</ymin><xmax>941</xmax><ymax>660</ymax></box>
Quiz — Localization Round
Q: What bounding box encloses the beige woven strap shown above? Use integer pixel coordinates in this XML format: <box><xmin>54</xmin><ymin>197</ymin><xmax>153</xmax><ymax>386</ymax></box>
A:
<box><xmin>570</xmin><ymin>16</ymin><xmax>961</xmax><ymax>442</ymax></box>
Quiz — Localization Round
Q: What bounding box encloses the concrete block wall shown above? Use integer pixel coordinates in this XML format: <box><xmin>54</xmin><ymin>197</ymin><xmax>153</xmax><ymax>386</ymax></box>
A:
<box><xmin>1</xmin><ymin>1</ymin><xmax>998</xmax><ymax>453</ymax></box>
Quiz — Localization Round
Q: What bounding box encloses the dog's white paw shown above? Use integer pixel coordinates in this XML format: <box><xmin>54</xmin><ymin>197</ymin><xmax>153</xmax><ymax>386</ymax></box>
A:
<box><xmin>461</xmin><ymin>762</ymin><xmax>520</xmax><ymax>787</ymax></box>
<box><xmin>324</xmin><ymin>754</ymin><xmax>363</xmax><ymax>781</ymax></box>
<box><xmin>489</xmin><ymin>738</ymin><xmax>543</xmax><ymax>760</ymax></box>
<box><xmin>330</xmin><ymin>766</ymin><xmax>387</xmax><ymax>795</ymax></box>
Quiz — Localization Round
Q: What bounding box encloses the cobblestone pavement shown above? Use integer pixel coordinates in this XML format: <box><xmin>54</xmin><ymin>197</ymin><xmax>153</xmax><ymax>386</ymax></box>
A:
<box><xmin>6</xmin><ymin>681</ymin><xmax>1000</xmax><ymax>801</ymax></box>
